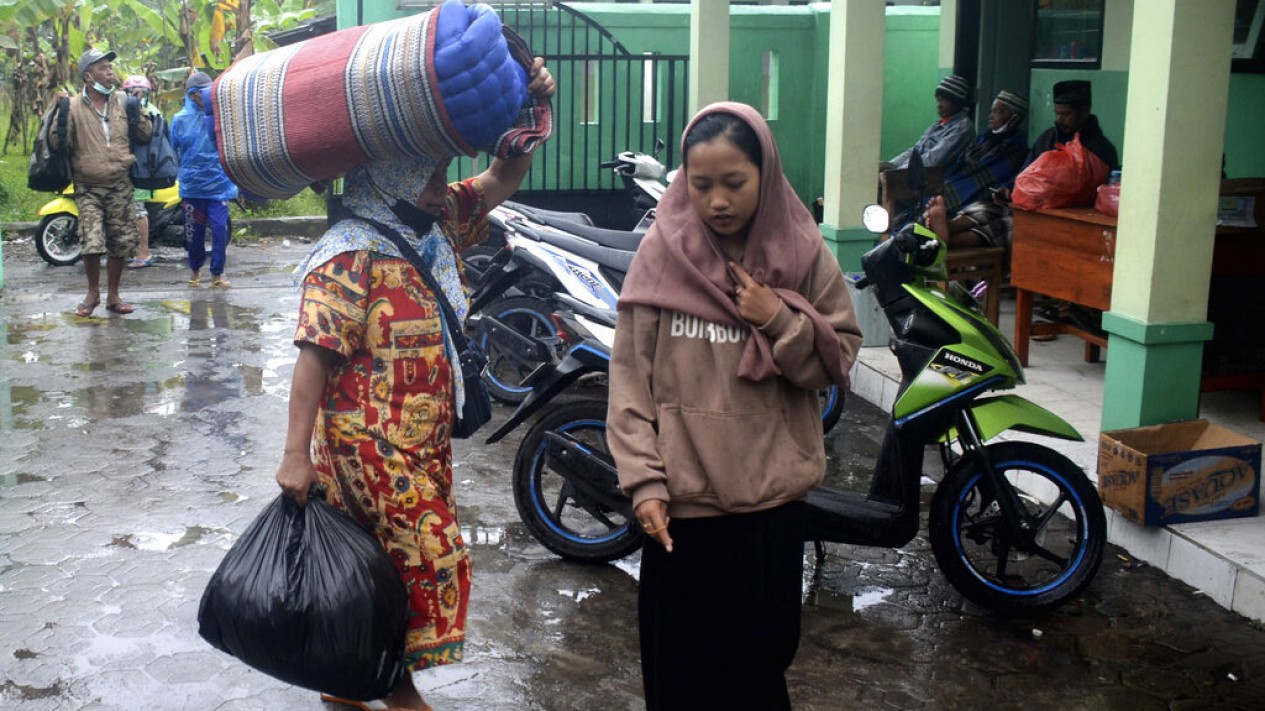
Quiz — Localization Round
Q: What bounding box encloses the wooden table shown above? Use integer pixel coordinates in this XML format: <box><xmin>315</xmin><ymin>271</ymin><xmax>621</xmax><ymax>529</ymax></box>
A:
<box><xmin>1010</xmin><ymin>205</ymin><xmax>1265</xmax><ymax>419</ymax></box>
<box><xmin>1010</xmin><ymin>207</ymin><xmax>1115</xmax><ymax>367</ymax></box>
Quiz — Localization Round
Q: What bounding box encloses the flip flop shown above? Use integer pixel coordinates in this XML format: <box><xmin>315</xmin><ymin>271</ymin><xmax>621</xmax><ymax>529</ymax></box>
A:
<box><xmin>317</xmin><ymin>694</ymin><xmax>390</xmax><ymax>710</ymax></box>
<box><xmin>127</xmin><ymin>257</ymin><xmax>154</xmax><ymax>269</ymax></box>
<box><xmin>73</xmin><ymin>301</ymin><xmax>99</xmax><ymax>317</ymax></box>
<box><xmin>317</xmin><ymin>694</ymin><xmax>432</xmax><ymax>711</ymax></box>
<box><xmin>105</xmin><ymin>302</ymin><xmax>135</xmax><ymax>315</ymax></box>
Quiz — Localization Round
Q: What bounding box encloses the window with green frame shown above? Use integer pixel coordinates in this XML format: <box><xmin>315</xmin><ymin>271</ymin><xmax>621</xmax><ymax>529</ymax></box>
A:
<box><xmin>1031</xmin><ymin>0</ymin><xmax>1103</xmax><ymax>69</ymax></box>
<box><xmin>1233</xmin><ymin>0</ymin><xmax>1265</xmax><ymax>72</ymax></box>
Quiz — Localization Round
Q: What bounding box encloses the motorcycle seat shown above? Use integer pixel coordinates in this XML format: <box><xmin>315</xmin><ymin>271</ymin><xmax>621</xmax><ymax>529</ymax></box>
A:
<box><xmin>502</xmin><ymin>201</ymin><xmax>595</xmax><ymax>228</ymax></box>
<box><xmin>518</xmin><ymin>225</ymin><xmax>636</xmax><ymax>274</ymax></box>
<box><xmin>559</xmin><ymin>222</ymin><xmax>645</xmax><ymax>252</ymax></box>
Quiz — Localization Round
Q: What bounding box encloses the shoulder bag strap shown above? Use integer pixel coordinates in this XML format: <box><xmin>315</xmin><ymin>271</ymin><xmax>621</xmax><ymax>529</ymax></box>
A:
<box><xmin>354</xmin><ymin>215</ymin><xmax>470</xmax><ymax>350</ymax></box>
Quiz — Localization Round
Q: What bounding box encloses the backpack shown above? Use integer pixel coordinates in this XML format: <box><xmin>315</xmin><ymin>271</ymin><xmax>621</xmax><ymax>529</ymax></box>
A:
<box><xmin>126</xmin><ymin>96</ymin><xmax>179</xmax><ymax>190</ymax></box>
<box><xmin>27</xmin><ymin>97</ymin><xmax>72</xmax><ymax>193</ymax></box>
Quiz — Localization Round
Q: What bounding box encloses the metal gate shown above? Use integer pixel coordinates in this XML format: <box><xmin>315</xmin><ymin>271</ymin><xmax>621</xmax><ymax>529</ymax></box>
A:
<box><xmin>457</xmin><ymin>1</ymin><xmax>690</xmax><ymax>226</ymax></box>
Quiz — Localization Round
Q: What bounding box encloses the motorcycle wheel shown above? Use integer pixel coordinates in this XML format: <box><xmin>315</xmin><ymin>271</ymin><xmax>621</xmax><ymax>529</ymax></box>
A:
<box><xmin>479</xmin><ymin>295</ymin><xmax>563</xmax><ymax>404</ymax></box>
<box><xmin>35</xmin><ymin>213</ymin><xmax>82</xmax><ymax>266</ymax></box>
<box><xmin>819</xmin><ymin>385</ymin><xmax>844</xmax><ymax>434</ymax></box>
<box><xmin>929</xmin><ymin>442</ymin><xmax>1105</xmax><ymax>613</ymax></box>
<box><xmin>512</xmin><ymin>399</ymin><xmax>641</xmax><ymax>563</ymax></box>
<box><xmin>461</xmin><ymin>244</ymin><xmax>501</xmax><ymax>284</ymax></box>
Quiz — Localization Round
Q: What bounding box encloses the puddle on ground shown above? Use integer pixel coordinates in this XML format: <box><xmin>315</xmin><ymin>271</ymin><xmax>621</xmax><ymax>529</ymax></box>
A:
<box><xmin>111</xmin><ymin>526</ymin><xmax>234</xmax><ymax>552</ymax></box>
<box><xmin>0</xmin><ymin>679</ymin><xmax>64</xmax><ymax>701</ymax></box>
<box><xmin>0</xmin><ymin>472</ymin><xmax>48</xmax><ymax>487</ymax></box>
<box><xmin>804</xmin><ymin>586</ymin><xmax>895</xmax><ymax>613</ymax></box>
<box><xmin>556</xmin><ymin>586</ymin><xmax>601</xmax><ymax>603</ymax></box>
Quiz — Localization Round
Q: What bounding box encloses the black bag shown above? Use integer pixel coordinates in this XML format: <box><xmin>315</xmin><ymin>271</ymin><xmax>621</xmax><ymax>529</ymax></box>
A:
<box><xmin>27</xmin><ymin>97</ymin><xmax>72</xmax><ymax>193</ymax></box>
<box><xmin>126</xmin><ymin>96</ymin><xmax>178</xmax><ymax>190</ymax></box>
<box><xmin>358</xmin><ymin>215</ymin><xmax>494</xmax><ymax>439</ymax></box>
<box><xmin>197</xmin><ymin>490</ymin><xmax>408</xmax><ymax>701</ymax></box>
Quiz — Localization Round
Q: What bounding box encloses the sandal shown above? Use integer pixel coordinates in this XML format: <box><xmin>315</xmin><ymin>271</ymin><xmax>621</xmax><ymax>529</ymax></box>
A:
<box><xmin>127</xmin><ymin>257</ymin><xmax>154</xmax><ymax>269</ymax></box>
<box><xmin>211</xmin><ymin>276</ymin><xmax>232</xmax><ymax>288</ymax></box>
<box><xmin>318</xmin><ymin>694</ymin><xmax>431</xmax><ymax>711</ymax></box>
<box><xmin>105</xmin><ymin>302</ymin><xmax>135</xmax><ymax>315</ymax></box>
<box><xmin>318</xmin><ymin>694</ymin><xmax>390</xmax><ymax>710</ymax></box>
<box><xmin>73</xmin><ymin>301</ymin><xmax>100</xmax><ymax>318</ymax></box>
<box><xmin>188</xmin><ymin>278</ymin><xmax>202</xmax><ymax>287</ymax></box>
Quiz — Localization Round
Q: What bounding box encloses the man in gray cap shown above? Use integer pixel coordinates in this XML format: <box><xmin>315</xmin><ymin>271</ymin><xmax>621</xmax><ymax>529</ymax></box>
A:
<box><xmin>52</xmin><ymin>47</ymin><xmax>152</xmax><ymax>317</ymax></box>
<box><xmin>884</xmin><ymin>74</ymin><xmax>975</xmax><ymax>170</ymax></box>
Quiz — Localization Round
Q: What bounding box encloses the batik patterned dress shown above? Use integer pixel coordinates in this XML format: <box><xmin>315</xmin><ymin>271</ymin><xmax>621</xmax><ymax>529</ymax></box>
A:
<box><xmin>294</xmin><ymin>178</ymin><xmax>487</xmax><ymax>670</ymax></box>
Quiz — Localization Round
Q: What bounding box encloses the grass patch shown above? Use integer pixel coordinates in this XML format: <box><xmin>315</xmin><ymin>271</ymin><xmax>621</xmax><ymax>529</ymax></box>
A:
<box><xmin>1</xmin><ymin>134</ymin><xmax>327</xmax><ymax>224</ymax></box>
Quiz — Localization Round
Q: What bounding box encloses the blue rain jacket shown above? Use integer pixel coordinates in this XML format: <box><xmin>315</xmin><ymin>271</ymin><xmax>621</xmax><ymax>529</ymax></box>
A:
<box><xmin>170</xmin><ymin>90</ymin><xmax>238</xmax><ymax>201</ymax></box>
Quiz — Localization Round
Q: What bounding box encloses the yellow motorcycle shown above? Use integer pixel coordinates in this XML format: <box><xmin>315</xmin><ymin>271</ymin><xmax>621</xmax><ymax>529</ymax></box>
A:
<box><xmin>36</xmin><ymin>183</ymin><xmax>183</xmax><ymax>266</ymax></box>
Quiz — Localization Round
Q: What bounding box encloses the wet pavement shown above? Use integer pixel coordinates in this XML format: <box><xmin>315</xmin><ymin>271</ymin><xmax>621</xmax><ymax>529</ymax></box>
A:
<box><xmin>1</xmin><ymin>235</ymin><xmax>1264</xmax><ymax>710</ymax></box>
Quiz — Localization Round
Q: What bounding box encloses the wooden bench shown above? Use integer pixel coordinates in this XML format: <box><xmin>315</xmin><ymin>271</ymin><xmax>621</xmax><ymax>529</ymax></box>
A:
<box><xmin>880</xmin><ymin>168</ymin><xmax>1007</xmax><ymax>326</ymax></box>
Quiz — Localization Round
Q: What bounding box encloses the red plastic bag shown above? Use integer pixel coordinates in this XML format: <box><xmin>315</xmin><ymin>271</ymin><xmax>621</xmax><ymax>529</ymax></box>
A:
<box><xmin>1094</xmin><ymin>183</ymin><xmax>1121</xmax><ymax>217</ymax></box>
<box><xmin>1011</xmin><ymin>135</ymin><xmax>1110</xmax><ymax>210</ymax></box>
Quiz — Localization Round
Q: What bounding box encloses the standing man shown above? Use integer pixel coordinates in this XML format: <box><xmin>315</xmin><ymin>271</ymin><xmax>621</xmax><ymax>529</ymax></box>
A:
<box><xmin>171</xmin><ymin>71</ymin><xmax>238</xmax><ymax>288</ymax></box>
<box><xmin>55</xmin><ymin>48</ymin><xmax>152</xmax><ymax>316</ymax></box>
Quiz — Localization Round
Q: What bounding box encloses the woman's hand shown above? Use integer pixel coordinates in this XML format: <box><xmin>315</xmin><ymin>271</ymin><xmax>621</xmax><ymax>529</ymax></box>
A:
<box><xmin>527</xmin><ymin>57</ymin><xmax>555</xmax><ymax>100</ymax></box>
<box><xmin>730</xmin><ymin>261</ymin><xmax>781</xmax><ymax>326</ymax></box>
<box><xmin>636</xmin><ymin>500</ymin><xmax>673</xmax><ymax>553</ymax></box>
<box><xmin>275</xmin><ymin>451</ymin><xmax>319</xmax><ymax>508</ymax></box>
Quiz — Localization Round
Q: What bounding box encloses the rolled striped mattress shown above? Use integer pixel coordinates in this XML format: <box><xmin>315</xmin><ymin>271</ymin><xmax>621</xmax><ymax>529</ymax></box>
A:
<box><xmin>211</xmin><ymin>0</ymin><xmax>551</xmax><ymax>200</ymax></box>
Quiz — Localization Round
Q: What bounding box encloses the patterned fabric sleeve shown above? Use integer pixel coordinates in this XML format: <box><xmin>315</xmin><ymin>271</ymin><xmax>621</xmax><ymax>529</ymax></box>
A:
<box><xmin>440</xmin><ymin>177</ymin><xmax>489</xmax><ymax>254</ymax></box>
<box><xmin>293</xmin><ymin>251</ymin><xmax>371</xmax><ymax>359</ymax></box>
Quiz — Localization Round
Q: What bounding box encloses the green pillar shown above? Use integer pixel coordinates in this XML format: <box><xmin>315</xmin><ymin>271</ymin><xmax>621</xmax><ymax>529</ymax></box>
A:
<box><xmin>819</xmin><ymin>0</ymin><xmax>885</xmax><ymax>272</ymax></box>
<box><xmin>689</xmin><ymin>0</ymin><xmax>729</xmax><ymax>114</ymax></box>
<box><xmin>1101</xmin><ymin>0</ymin><xmax>1234</xmax><ymax>430</ymax></box>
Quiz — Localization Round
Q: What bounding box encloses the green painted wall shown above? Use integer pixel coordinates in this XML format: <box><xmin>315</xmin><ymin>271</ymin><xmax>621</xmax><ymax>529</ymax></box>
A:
<box><xmin>334</xmin><ymin>2</ymin><xmax>1265</xmax><ymax>197</ymax></box>
<box><xmin>333</xmin><ymin>1</ymin><xmax>943</xmax><ymax>208</ymax></box>
<box><xmin>1225</xmin><ymin>73</ymin><xmax>1265</xmax><ymax>178</ymax></box>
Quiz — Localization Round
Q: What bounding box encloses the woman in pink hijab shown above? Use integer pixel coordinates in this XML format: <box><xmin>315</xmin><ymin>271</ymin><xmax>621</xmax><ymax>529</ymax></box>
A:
<box><xmin>608</xmin><ymin>102</ymin><xmax>863</xmax><ymax>710</ymax></box>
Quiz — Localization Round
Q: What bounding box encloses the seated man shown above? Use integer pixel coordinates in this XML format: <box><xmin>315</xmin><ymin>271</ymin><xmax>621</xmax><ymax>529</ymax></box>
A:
<box><xmin>1021</xmin><ymin>79</ymin><xmax>1119</xmax><ymax>173</ymax></box>
<box><xmin>980</xmin><ymin>81</ymin><xmax>1120</xmax><ymax>252</ymax></box>
<box><xmin>884</xmin><ymin>74</ymin><xmax>975</xmax><ymax>171</ymax></box>
<box><xmin>935</xmin><ymin>90</ymin><xmax>1030</xmax><ymax>249</ymax></box>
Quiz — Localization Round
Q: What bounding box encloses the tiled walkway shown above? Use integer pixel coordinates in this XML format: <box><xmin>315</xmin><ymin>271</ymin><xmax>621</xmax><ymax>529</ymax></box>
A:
<box><xmin>848</xmin><ymin>295</ymin><xmax>1265</xmax><ymax>624</ymax></box>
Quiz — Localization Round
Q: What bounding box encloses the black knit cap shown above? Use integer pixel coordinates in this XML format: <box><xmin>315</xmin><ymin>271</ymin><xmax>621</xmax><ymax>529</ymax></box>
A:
<box><xmin>935</xmin><ymin>74</ymin><xmax>972</xmax><ymax>106</ymax></box>
<box><xmin>1053</xmin><ymin>80</ymin><xmax>1092</xmax><ymax>107</ymax></box>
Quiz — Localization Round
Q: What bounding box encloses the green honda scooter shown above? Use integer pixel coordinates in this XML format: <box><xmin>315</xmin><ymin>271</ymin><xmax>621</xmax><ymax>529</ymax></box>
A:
<box><xmin>801</xmin><ymin>151</ymin><xmax>1105</xmax><ymax>612</ymax></box>
<box><xmin>499</xmin><ymin>153</ymin><xmax>1106</xmax><ymax>613</ymax></box>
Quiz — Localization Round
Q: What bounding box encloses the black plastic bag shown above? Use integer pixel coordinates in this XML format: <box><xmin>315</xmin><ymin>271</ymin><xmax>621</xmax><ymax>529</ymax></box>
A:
<box><xmin>198</xmin><ymin>491</ymin><xmax>409</xmax><ymax>701</ymax></box>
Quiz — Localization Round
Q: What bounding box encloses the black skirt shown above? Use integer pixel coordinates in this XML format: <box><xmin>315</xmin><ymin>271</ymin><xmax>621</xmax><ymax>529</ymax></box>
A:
<box><xmin>638</xmin><ymin>502</ymin><xmax>805</xmax><ymax>711</ymax></box>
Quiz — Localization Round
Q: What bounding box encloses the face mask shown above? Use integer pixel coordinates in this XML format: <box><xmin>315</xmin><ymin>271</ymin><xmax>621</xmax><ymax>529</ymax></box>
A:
<box><xmin>92</xmin><ymin>81</ymin><xmax>116</xmax><ymax>96</ymax></box>
<box><xmin>390</xmin><ymin>199</ymin><xmax>438</xmax><ymax>236</ymax></box>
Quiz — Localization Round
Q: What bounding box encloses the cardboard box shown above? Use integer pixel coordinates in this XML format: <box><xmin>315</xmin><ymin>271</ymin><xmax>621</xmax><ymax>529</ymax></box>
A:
<box><xmin>1098</xmin><ymin>420</ymin><xmax>1261</xmax><ymax>527</ymax></box>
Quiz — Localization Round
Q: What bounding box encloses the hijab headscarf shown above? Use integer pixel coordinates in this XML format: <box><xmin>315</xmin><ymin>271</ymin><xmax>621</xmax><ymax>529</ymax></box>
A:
<box><xmin>294</xmin><ymin>153</ymin><xmax>470</xmax><ymax>409</ymax></box>
<box><xmin>620</xmin><ymin>102</ymin><xmax>850</xmax><ymax>387</ymax></box>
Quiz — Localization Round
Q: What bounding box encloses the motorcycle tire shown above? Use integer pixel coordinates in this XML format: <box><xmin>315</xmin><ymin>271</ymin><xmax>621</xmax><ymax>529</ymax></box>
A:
<box><xmin>512</xmin><ymin>399</ymin><xmax>641</xmax><ymax>563</ymax></box>
<box><xmin>819</xmin><ymin>385</ymin><xmax>844</xmax><ymax>434</ymax></box>
<box><xmin>478</xmin><ymin>295</ymin><xmax>563</xmax><ymax>404</ymax></box>
<box><xmin>36</xmin><ymin>213</ymin><xmax>82</xmax><ymax>267</ymax></box>
<box><xmin>461</xmin><ymin>244</ymin><xmax>501</xmax><ymax>284</ymax></box>
<box><xmin>928</xmin><ymin>442</ymin><xmax>1105</xmax><ymax>614</ymax></box>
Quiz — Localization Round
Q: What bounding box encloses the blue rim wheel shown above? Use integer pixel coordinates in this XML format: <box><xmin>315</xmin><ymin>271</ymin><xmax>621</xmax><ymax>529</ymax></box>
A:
<box><xmin>929</xmin><ymin>442</ymin><xmax>1106</xmax><ymax>613</ymax></box>
<box><xmin>511</xmin><ymin>399</ymin><xmax>641</xmax><ymax>563</ymax></box>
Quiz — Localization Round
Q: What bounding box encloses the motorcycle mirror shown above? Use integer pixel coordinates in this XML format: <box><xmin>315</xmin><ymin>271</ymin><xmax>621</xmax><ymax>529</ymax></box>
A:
<box><xmin>861</xmin><ymin>204</ymin><xmax>890</xmax><ymax>234</ymax></box>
